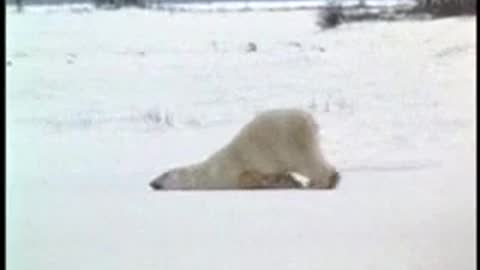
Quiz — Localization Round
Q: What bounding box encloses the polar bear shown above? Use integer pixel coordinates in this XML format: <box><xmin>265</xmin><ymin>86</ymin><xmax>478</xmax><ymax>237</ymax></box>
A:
<box><xmin>149</xmin><ymin>108</ymin><xmax>339</xmax><ymax>190</ymax></box>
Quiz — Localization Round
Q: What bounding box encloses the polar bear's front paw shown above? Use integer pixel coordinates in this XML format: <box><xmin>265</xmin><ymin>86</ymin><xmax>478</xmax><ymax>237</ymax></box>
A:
<box><xmin>287</xmin><ymin>172</ymin><xmax>311</xmax><ymax>188</ymax></box>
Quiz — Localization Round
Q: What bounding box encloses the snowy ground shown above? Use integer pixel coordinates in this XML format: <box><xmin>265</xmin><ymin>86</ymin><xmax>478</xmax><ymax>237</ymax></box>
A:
<box><xmin>6</xmin><ymin>8</ymin><xmax>476</xmax><ymax>270</ymax></box>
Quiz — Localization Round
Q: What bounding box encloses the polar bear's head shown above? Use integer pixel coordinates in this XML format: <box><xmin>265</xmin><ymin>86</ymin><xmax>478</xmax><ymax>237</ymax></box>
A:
<box><xmin>149</xmin><ymin>167</ymin><xmax>195</xmax><ymax>190</ymax></box>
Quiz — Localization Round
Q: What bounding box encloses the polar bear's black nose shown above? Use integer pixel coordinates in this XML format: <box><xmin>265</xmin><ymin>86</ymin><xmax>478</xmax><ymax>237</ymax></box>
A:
<box><xmin>150</xmin><ymin>180</ymin><xmax>163</xmax><ymax>190</ymax></box>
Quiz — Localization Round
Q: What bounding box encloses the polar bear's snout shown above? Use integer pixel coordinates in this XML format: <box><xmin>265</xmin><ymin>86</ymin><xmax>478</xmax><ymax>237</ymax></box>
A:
<box><xmin>149</xmin><ymin>179</ymin><xmax>163</xmax><ymax>190</ymax></box>
<box><xmin>149</xmin><ymin>171</ymin><xmax>171</xmax><ymax>190</ymax></box>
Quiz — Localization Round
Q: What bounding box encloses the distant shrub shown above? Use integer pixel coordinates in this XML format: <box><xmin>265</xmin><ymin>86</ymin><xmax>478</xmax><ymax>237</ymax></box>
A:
<box><xmin>94</xmin><ymin>0</ymin><xmax>145</xmax><ymax>9</ymax></box>
<box><xmin>246</xmin><ymin>42</ymin><xmax>257</xmax><ymax>53</ymax></box>
<box><xmin>316</xmin><ymin>5</ymin><xmax>344</xmax><ymax>29</ymax></box>
<box><xmin>143</xmin><ymin>110</ymin><xmax>174</xmax><ymax>127</ymax></box>
<box><xmin>416</xmin><ymin>0</ymin><xmax>476</xmax><ymax>16</ymax></box>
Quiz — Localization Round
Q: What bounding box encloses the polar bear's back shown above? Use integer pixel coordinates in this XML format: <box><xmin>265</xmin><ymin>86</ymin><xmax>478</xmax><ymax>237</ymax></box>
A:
<box><xmin>225</xmin><ymin>108</ymin><xmax>320</xmax><ymax>174</ymax></box>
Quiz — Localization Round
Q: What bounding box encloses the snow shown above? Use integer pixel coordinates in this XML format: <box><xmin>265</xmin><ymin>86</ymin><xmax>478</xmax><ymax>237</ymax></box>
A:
<box><xmin>6</xmin><ymin>8</ymin><xmax>476</xmax><ymax>270</ymax></box>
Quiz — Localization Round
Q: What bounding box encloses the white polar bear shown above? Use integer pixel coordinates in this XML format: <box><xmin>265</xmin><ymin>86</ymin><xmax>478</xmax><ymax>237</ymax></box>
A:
<box><xmin>150</xmin><ymin>108</ymin><xmax>339</xmax><ymax>190</ymax></box>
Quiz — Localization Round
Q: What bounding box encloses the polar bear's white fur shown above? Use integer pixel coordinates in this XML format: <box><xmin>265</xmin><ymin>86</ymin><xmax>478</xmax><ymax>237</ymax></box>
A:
<box><xmin>150</xmin><ymin>108</ymin><xmax>339</xmax><ymax>190</ymax></box>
